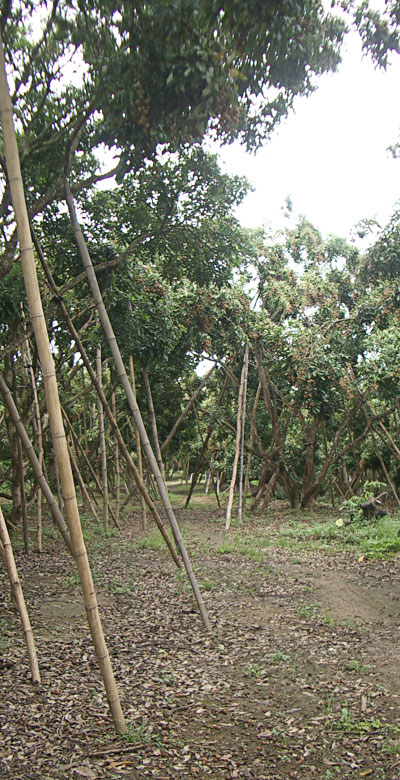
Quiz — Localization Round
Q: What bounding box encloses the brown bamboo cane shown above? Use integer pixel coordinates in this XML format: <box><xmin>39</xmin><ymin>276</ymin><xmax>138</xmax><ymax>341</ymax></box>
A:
<box><xmin>0</xmin><ymin>37</ymin><xmax>126</xmax><ymax>733</ymax></box>
<box><xmin>0</xmin><ymin>506</ymin><xmax>40</xmax><ymax>684</ymax></box>
<box><xmin>143</xmin><ymin>369</ymin><xmax>165</xmax><ymax>482</ymax></box>
<box><xmin>129</xmin><ymin>357</ymin><xmax>147</xmax><ymax>530</ymax></box>
<box><xmin>111</xmin><ymin>392</ymin><xmax>121</xmax><ymax>522</ymax></box>
<box><xmin>97</xmin><ymin>345</ymin><xmax>109</xmax><ymax>530</ymax></box>
<box><xmin>31</xmin><ymin>234</ymin><xmax>179</xmax><ymax>566</ymax></box>
<box><xmin>61</xmin><ymin>406</ymin><xmax>120</xmax><ymax>528</ymax></box>
<box><xmin>160</xmin><ymin>365</ymin><xmax>216</xmax><ymax>453</ymax></box>
<box><xmin>225</xmin><ymin>351</ymin><xmax>247</xmax><ymax>530</ymax></box>
<box><xmin>65</xmin><ymin>181</ymin><xmax>211</xmax><ymax>632</ymax></box>
<box><xmin>0</xmin><ymin>374</ymin><xmax>73</xmax><ymax>554</ymax></box>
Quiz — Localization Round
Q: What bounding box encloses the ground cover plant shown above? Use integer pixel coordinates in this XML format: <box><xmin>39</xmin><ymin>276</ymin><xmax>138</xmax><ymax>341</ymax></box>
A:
<box><xmin>1</xmin><ymin>486</ymin><xmax>400</xmax><ymax>780</ymax></box>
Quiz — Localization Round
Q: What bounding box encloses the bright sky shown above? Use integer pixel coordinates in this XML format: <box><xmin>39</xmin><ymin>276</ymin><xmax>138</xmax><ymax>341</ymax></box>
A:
<box><xmin>217</xmin><ymin>34</ymin><xmax>400</xmax><ymax>240</ymax></box>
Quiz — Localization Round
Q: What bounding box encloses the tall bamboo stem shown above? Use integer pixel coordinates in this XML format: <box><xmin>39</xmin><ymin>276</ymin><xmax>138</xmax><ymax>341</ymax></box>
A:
<box><xmin>237</xmin><ymin>345</ymin><xmax>249</xmax><ymax>522</ymax></box>
<box><xmin>0</xmin><ymin>506</ymin><xmax>40</xmax><ymax>684</ymax></box>
<box><xmin>65</xmin><ymin>182</ymin><xmax>211</xmax><ymax>632</ymax></box>
<box><xmin>0</xmin><ymin>38</ymin><xmax>126</xmax><ymax>733</ymax></box>
<box><xmin>143</xmin><ymin>369</ymin><xmax>165</xmax><ymax>482</ymax></box>
<box><xmin>129</xmin><ymin>357</ymin><xmax>147</xmax><ymax>530</ymax></box>
<box><xmin>226</xmin><ymin>352</ymin><xmax>247</xmax><ymax>530</ymax></box>
<box><xmin>0</xmin><ymin>374</ymin><xmax>73</xmax><ymax>553</ymax></box>
<box><xmin>97</xmin><ymin>345</ymin><xmax>109</xmax><ymax>530</ymax></box>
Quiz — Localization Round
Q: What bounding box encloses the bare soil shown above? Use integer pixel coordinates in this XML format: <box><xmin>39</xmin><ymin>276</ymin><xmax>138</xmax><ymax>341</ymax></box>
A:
<box><xmin>1</xmin><ymin>501</ymin><xmax>400</xmax><ymax>780</ymax></box>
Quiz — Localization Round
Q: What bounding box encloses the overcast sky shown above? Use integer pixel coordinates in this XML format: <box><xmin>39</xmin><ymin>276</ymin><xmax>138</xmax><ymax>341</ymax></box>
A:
<box><xmin>215</xmin><ymin>33</ymin><xmax>400</xmax><ymax>240</ymax></box>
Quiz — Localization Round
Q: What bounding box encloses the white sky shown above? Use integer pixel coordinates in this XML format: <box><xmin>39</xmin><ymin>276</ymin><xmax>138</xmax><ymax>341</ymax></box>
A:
<box><xmin>216</xmin><ymin>34</ymin><xmax>400</xmax><ymax>240</ymax></box>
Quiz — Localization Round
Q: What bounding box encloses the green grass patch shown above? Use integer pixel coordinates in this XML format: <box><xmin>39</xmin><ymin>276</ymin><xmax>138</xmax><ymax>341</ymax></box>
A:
<box><xmin>271</xmin><ymin>513</ymin><xmax>400</xmax><ymax>558</ymax></box>
<box><xmin>135</xmin><ymin>528</ymin><xmax>175</xmax><ymax>551</ymax></box>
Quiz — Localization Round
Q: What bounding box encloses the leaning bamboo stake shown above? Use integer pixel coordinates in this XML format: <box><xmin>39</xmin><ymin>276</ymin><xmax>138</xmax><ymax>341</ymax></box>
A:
<box><xmin>237</xmin><ymin>344</ymin><xmax>249</xmax><ymax>523</ymax></box>
<box><xmin>0</xmin><ymin>39</ymin><xmax>126</xmax><ymax>734</ymax></box>
<box><xmin>0</xmin><ymin>506</ymin><xmax>40</xmax><ymax>684</ymax></box>
<box><xmin>243</xmin><ymin>381</ymin><xmax>261</xmax><ymax>507</ymax></box>
<box><xmin>24</xmin><ymin>340</ymin><xmax>44</xmax><ymax>551</ymax></box>
<box><xmin>62</xmin><ymin>406</ymin><xmax>119</xmax><ymax>528</ymax></box>
<box><xmin>185</xmin><ymin>374</ymin><xmax>230</xmax><ymax>507</ymax></box>
<box><xmin>97</xmin><ymin>345</ymin><xmax>109</xmax><ymax>530</ymax></box>
<box><xmin>0</xmin><ymin>374</ymin><xmax>73</xmax><ymax>554</ymax></box>
<box><xmin>225</xmin><ymin>351</ymin><xmax>247</xmax><ymax>530</ymax></box>
<box><xmin>129</xmin><ymin>357</ymin><xmax>147</xmax><ymax>530</ymax></box>
<box><xmin>65</xmin><ymin>181</ymin><xmax>211</xmax><ymax>632</ymax></box>
<box><xmin>30</xmin><ymin>232</ymin><xmax>179</xmax><ymax>565</ymax></box>
<box><xmin>161</xmin><ymin>365</ymin><xmax>216</xmax><ymax>453</ymax></box>
<box><xmin>111</xmin><ymin>391</ymin><xmax>121</xmax><ymax>522</ymax></box>
<box><xmin>143</xmin><ymin>369</ymin><xmax>165</xmax><ymax>482</ymax></box>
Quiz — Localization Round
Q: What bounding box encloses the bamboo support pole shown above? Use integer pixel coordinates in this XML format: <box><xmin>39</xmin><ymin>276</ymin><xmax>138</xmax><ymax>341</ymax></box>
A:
<box><xmin>31</xmin><ymin>235</ymin><xmax>179</xmax><ymax>566</ymax></box>
<box><xmin>0</xmin><ymin>374</ymin><xmax>73</xmax><ymax>554</ymax></box>
<box><xmin>65</xmin><ymin>181</ymin><xmax>211</xmax><ymax>632</ymax></box>
<box><xmin>143</xmin><ymin>369</ymin><xmax>165</xmax><ymax>482</ymax></box>
<box><xmin>161</xmin><ymin>365</ymin><xmax>216</xmax><ymax>453</ymax></box>
<box><xmin>0</xmin><ymin>506</ymin><xmax>41</xmax><ymax>684</ymax></box>
<box><xmin>97</xmin><ymin>345</ymin><xmax>109</xmax><ymax>530</ymax></box>
<box><xmin>237</xmin><ymin>345</ymin><xmax>249</xmax><ymax>522</ymax></box>
<box><xmin>225</xmin><ymin>352</ymin><xmax>247</xmax><ymax>530</ymax></box>
<box><xmin>0</xmin><ymin>39</ymin><xmax>126</xmax><ymax>733</ymax></box>
<box><xmin>129</xmin><ymin>357</ymin><xmax>147</xmax><ymax>530</ymax></box>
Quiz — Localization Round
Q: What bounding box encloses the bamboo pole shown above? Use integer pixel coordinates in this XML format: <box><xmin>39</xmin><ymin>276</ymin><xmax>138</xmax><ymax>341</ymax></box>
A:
<box><xmin>185</xmin><ymin>374</ymin><xmax>230</xmax><ymax>508</ymax></box>
<box><xmin>111</xmin><ymin>391</ymin><xmax>121</xmax><ymax>522</ymax></box>
<box><xmin>129</xmin><ymin>357</ymin><xmax>147</xmax><ymax>530</ymax></box>
<box><xmin>243</xmin><ymin>382</ymin><xmax>261</xmax><ymax>507</ymax></box>
<box><xmin>30</xmin><ymin>232</ymin><xmax>179</xmax><ymax>565</ymax></box>
<box><xmin>62</xmin><ymin>406</ymin><xmax>119</xmax><ymax>528</ymax></box>
<box><xmin>0</xmin><ymin>38</ymin><xmax>126</xmax><ymax>734</ymax></box>
<box><xmin>0</xmin><ymin>506</ymin><xmax>40</xmax><ymax>684</ymax></box>
<box><xmin>143</xmin><ymin>369</ymin><xmax>165</xmax><ymax>482</ymax></box>
<box><xmin>24</xmin><ymin>339</ymin><xmax>44</xmax><ymax>551</ymax></box>
<box><xmin>225</xmin><ymin>352</ymin><xmax>247</xmax><ymax>530</ymax></box>
<box><xmin>237</xmin><ymin>345</ymin><xmax>249</xmax><ymax>522</ymax></box>
<box><xmin>161</xmin><ymin>365</ymin><xmax>216</xmax><ymax>453</ymax></box>
<box><xmin>0</xmin><ymin>374</ymin><xmax>73</xmax><ymax>554</ymax></box>
<box><xmin>97</xmin><ymin>345</ymin><xmax>109</xmax><ymax>530</ymax></box>
<box><xmin>65</xmin><ymin>182</ymin><xmax>211</xmax><ymax>632</ymax></box>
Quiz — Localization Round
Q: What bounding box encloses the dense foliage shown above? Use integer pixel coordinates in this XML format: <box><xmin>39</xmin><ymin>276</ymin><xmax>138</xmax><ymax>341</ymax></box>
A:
<box><xmin>1</xmin><ymin>0</ymin><xmax>400</xmax><ymax>523</ymax></box>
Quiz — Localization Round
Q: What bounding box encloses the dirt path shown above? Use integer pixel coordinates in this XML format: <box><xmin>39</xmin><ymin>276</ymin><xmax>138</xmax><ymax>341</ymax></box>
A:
<box><xmin>1</xmin><ymin>511</ymin><xmax>400</xmax><ymax>779</ymax></box>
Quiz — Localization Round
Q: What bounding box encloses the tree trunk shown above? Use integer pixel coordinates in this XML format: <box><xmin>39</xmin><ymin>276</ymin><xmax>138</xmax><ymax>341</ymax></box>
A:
<box><xmin>0</xmin><ymin>39</ymin><xmax>126</xmax><ymax>733</ymax></box>
<box><xmin>185</xmin><ymin>374</ymin><xmax>229</xmax><ymax>507</ymax></box>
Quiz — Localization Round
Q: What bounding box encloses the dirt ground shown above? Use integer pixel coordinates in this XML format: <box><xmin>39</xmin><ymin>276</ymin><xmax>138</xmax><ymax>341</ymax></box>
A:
<box><xmin>1</xmin><ymin>500</ymin><xmax>400</xmax><ymax>780</ymax></box>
